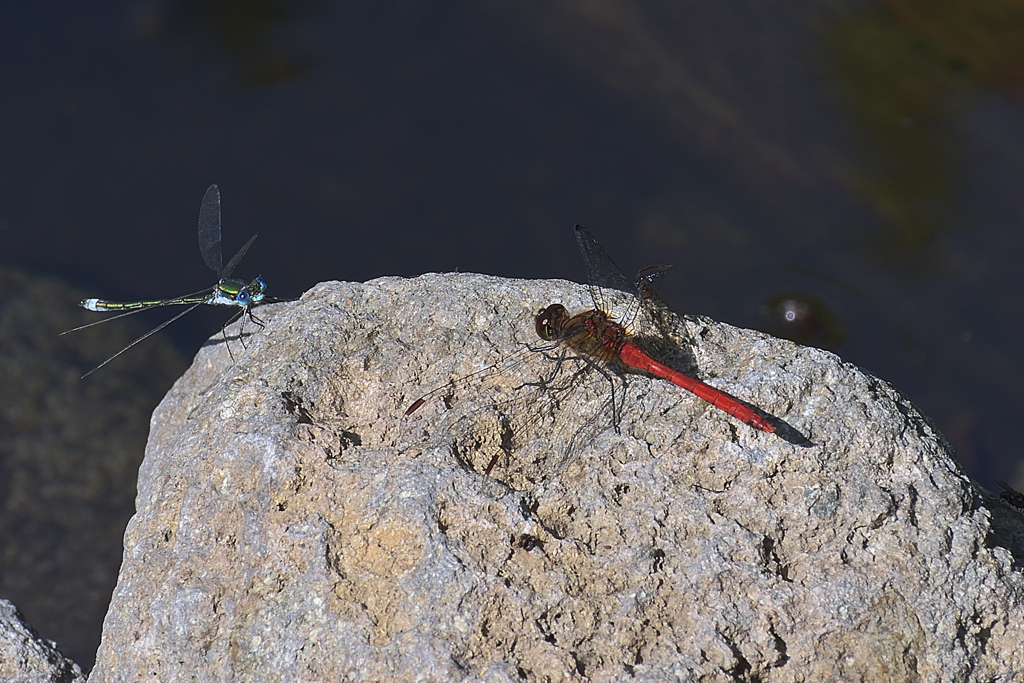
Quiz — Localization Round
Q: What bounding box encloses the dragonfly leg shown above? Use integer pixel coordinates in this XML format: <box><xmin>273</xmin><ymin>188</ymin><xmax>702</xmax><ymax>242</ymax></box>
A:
<box><xmin>555</xmin><ymin>352</ymin><xmax>623</xmax><ymax>434</ymax></box>
<box><xmin>527</xmin><ymin>347</ymin><xmax>624</xmax><ymax>434</ymax></box>
<box><xmin>539</xmin><ymin>348</ymin><xmax>569</xmax><ymax>386</ymax></box>
<box><xmin>579</xmin><ymin>356</ymin><xmax>622</xmax><ymax>433</ymax></box>
<box><xmin>513</xmin><ymin>346</ymin><xmax>568</xmax><ymax>393</ymax></box>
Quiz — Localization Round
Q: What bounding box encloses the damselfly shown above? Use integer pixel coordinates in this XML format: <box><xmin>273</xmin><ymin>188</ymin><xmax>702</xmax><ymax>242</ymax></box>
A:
<box><xmin>64</xmin><ymin>185</ymin><xmax>275</xmax><ymax>377</ymax></box>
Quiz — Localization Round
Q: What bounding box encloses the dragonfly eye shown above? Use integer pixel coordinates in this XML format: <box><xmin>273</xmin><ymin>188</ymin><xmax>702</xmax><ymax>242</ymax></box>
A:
<box><xmin>237</xmin><ymin>290</ymin><xmax>250</xmax><ymax>305</ymax></box>
<box><xmin>535</xmin><ymin>304</ymin><xmax>568</xmax><ymax>341</ymax></box>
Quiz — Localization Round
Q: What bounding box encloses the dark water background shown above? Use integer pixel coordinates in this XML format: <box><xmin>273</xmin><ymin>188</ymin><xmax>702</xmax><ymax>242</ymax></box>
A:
<box><xmin>3</xmin><ymin>0</ymin><xmax>1024</xmax><ymax>669</ymax></box>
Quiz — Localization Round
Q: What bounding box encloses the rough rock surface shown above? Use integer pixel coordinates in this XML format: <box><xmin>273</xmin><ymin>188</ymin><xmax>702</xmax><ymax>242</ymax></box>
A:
<box><xmin>89</xmin><ymin>274</ymin><xmax>1024</xmax><ymax>682</ymax></box>
<box><xmin>0</xmin><ymin>267</ymin><xmax>187</xmax><ymax>669</ymax></box>
<box><xmin>0</xmin><ymin>598</ymin><xmax>86</xmax><ymax>683</ymax></box>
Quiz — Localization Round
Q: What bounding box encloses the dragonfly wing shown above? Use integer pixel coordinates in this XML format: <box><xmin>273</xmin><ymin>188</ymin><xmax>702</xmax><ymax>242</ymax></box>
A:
<box><xmin>634</xmin><ymin>264</ymin><xmax>673</xmax><ymax>297</ymax></box>
<box><xmin>574</xmin><ymin>225</ymin><xmax>635</xmax><ymax>305</ymax></box>
<box><xmin>221</xmin><ymin>233</ymin><xmax>259</xmax><ymax>280</ymax></box>
<box><xmin>408</xmin><ymin>345</ymin><xmax>620</xmax><ymax>490</ymax></box>
<box><xmin>633</xmin><ymin>265</ymin><xmax>685</xmax><ymax>337</ymax></box>
<box><xmin>198</xmin><ymin>184</ymin><xmax>223</xmax><ymax>275</ymax></box>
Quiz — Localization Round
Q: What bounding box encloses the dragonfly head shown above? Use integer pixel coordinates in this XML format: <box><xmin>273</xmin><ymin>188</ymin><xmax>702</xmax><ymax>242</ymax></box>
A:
<box><xmin>535</xmin><ymin>304</ymin><xmax>570</xmax><ymax>341</ymax></box>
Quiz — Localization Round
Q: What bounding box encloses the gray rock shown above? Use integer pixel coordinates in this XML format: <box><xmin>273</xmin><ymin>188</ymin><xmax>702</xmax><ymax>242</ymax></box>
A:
<box><xmin>89</xmin><ymin>275</ymin><xmax>1024</xmax><ymax>682</ymax></box>
<box><xmin>0</xmin><ymin>598</ymin><xmax>85</xmax><ymax>683</ymax></box>
<box><xmin>0</xmin><ymin>267</ymin><xmax>188</xmax><ymax>670</ymax></box>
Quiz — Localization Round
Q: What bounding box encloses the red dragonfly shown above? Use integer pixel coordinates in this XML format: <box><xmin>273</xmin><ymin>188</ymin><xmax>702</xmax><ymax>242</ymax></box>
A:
<box><xmin>538</xmin><ymin>227</ymin><xmax>774</xmax><ymax>435</ymax></box>
<box><xmin>406</xmin><ymin>225</ymin><xmax>775</xmax><ymax>485</ymax></box>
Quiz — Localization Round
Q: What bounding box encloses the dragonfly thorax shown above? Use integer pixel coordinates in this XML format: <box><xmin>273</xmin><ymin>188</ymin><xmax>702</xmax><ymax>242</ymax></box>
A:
<box><xmin>535</xmin><ymin>304</ymin><xmax>629</xmax><ymax>364</ymax></box>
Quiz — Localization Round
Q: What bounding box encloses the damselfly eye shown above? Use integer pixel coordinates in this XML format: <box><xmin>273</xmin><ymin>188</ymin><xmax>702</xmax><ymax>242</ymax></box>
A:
<box><xmin>255</xmin><ymin>276</ymin><xmax>267</xmax><ymax>293</ymax></box>
<box><xmin>237</xmin><ymin>291</ymin><xmax>250</xmax><ymax>305</ymax></box>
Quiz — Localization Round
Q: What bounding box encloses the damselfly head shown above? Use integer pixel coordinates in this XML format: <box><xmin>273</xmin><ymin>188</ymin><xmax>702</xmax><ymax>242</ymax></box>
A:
<box><xmin>238</xmin><ymin>277</ymin><xmax>267</xmax><ymax>306</ymax></box>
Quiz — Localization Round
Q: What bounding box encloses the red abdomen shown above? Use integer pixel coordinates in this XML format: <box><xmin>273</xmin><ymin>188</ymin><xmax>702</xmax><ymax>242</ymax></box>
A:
<box><xmin>618</xmin><ymin>342</ymin><xmax>775</xmax><ymax>433</ymax></box>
